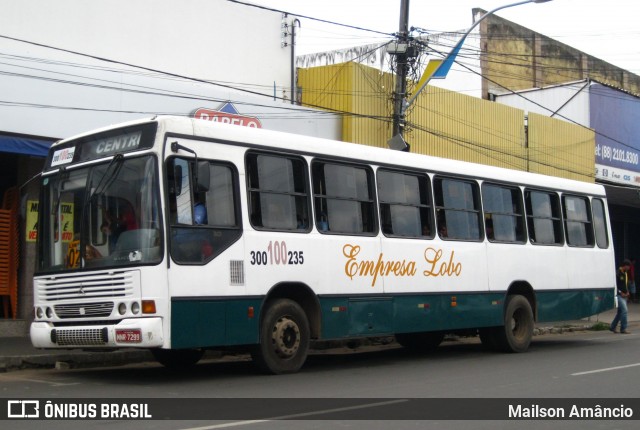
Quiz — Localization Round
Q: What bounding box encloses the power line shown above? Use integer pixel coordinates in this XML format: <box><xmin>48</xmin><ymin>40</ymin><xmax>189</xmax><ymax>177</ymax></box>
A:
<box><xmin>225</xmin><ymin>0</ymin><xmax>393</xmax><ymax>37</ymax></box>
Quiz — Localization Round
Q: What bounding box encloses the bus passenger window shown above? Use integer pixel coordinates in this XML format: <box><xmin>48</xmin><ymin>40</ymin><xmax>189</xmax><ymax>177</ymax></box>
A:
<box><xmin>377</xmin><ymin>169</ymin><xmax>433</xmax><ymax>239</ymax></box>
<box><xmin>482</xmin><ymin>183</ymin><xmax>526</xmax><ymax>243</ymax></box>
<box><xmin>525</xmin><ymin>189</ymin><xmax>564</xmax><ymax>245</ymax></box>
<box><xmin>246</xmin><ymin>152</ymin><xmax>310</xmax><ymax>232</ymax></box>
<box><xmin>434</xmin><ymin>177</ymin><xmax>482</xmax><ymax>241</ymax></box>
<box><xmin>312</xmin><ymin>161</ymin><xmax>376</xmax><ymax>235</ymax></box>
<box><xmin>563</xmin><ymin>195</ymin><xmax>594</xmax><ymax>247</ymax></box>
<box><xmin>592</xmin><ymin>198</ymin><xmax>609</xmax><ymax>249</ymax></box>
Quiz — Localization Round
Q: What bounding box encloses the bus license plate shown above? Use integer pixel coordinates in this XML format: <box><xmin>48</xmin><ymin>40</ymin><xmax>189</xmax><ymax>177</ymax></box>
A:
<box><xmin>115</xmin><ymin>329</ymin><xmax>142</xmax><ymax>343</ymax></box>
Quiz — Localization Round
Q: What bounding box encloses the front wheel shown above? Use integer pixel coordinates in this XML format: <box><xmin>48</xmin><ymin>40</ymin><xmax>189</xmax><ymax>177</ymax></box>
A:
<box><xmin>251</xmin><ymin>299</ymin><xmax>310</xmax><ymax>374</ymax></box>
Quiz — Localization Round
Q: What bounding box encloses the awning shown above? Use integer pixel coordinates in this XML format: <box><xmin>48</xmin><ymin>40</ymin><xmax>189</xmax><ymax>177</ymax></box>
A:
<box><xmin>0</xmin><ymin>134</ymin><xmax>55</xmax><ymax>157</ymax></box>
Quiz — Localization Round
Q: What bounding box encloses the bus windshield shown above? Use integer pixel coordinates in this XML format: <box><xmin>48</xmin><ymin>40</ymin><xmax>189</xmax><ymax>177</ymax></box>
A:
<box><xmin>38</xmin><ymin>155</ymin><xmax>162</xmax><ymax>272</ymax></box>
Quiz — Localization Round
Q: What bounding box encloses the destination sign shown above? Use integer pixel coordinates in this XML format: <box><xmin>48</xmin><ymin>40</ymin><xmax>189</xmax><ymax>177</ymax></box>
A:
<box><xmin>92</xmin><ymin>131</ymin><xmax>142</xmax><ymax>157</ymax></box>
<box><xmin>45</xmin><ymin>123</ymin><xmax>157</xmax><ymax>170</ymax></box>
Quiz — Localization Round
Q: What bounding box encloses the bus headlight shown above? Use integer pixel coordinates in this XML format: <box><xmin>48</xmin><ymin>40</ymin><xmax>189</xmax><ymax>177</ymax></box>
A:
<box><xmin>131</xmin><ymin>302</ymin><xmax>140</xmax><ymax>315</ymax></box>
<box><xmin>118</xmin><ymin>303</ymin><xmax>127</xmax><ymax>315</ymax></box>
<box><xmin>45</xmin><ymin>307</ymin><xmax>54</xmax><ymax>318</ymax></box>
<box><xmin>36</xmin><ymin>307</ymin><xmax>44</xmax><ymax>319</ymax></box>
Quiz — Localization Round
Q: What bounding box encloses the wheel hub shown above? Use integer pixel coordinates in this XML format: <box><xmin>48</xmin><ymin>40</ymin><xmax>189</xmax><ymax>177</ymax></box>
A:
<box><xmin>271</xmin><ymin>316</ymin><xmax>300</xmax><ymax>358</ymax></box>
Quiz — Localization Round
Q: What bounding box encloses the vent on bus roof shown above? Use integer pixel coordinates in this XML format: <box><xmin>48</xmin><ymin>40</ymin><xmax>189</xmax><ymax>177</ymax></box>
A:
<box><xmin>230</xmin><ymin>261</ymin><xmax>244</xmax><ymax>286</ymax></box>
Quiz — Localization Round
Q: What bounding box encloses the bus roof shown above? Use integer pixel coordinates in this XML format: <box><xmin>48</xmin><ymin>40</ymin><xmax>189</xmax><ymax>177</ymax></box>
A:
<box><xmin>54</xmin><ymin>115</ymin><xmax>605</xmax><ymax>197</ymax></box>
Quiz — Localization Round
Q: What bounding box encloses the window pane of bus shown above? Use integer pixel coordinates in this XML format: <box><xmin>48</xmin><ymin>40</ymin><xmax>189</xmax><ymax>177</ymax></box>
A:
<box><xmin>256</xmin><ymin>155</ymin><xmax>295</xmax><ymax>192</ymax></box>
<box><xmin>260</xmin><ymin>194</ymin><xmax>297</xmax><ymax>229</ymax></box>
<box><xmin>564</xmin><ymin>196</ymin><xmax>593</xmax><ymax>246</ymax></box>
<box><xmin>169</xmin><ymin>161</ymin><xmax>241</xmax><ymax>264</ymax></box>
<box><xmin>531</xmin><ymin>218</ymin><xmax>556</xmax><ymax>244</ymax></box>
<box><xmin>443</xmin><ymin>210</ymin><xmax>481</xmax><ymax>240</ymax></box>
<box><xmin>378</xmin><ymin>170</ymin><xmax>431</xmax><ymax>237</ymax></box>
<box><xmin>388</xmin><ymin>205</ymin><xmax>421</xmax><ymax>236</ymax></box>
<box><xmin>207</xmin><ymin>165</ymin><xmax>236</xmax><ymax>227</ymax></box>
<box><xmin>482</xmin><ymin>184</ymin><xmax>524</xmax><ymax>243</ymax></box>
<box><xmin>592</xmin><ymin>199</ymin><xmax>609</xmax><ymax>248</ymax></box>
<box><xmin>173</xmin><ymin>158</ymin><xmax>193</xmax><ymax>224</ymax></box>
<box><xmin>440</xmin><ymin>179</ymin><xmax>476</xmax><ymax>210</ymax></box>
<box><xmin>248</xmin><ymin>154</ymin><xmax>309</xmax><ymax>231</ymax></box>
<box><xmin>324</xmin><ymin>164</ymin><xmax>370</xmax><ymax>200</ymax></box>
<box><xmin>529</xmin><ymin>191</ymin><xmax>553</xmax><ymax>218</ymax></box>
<box><xmin>526</xmin><ymin>190</ymin><xmax>563</xmax><ymax>245</ymax></box>
<box><xmin>564</xmin><ymin>196</ymin><xmax>589</xmax><ymax>222</ymax></box>
<box><xmin>435</xmin><ymin>178</ymin><xmax>481</xmax><ymax>240</ymax></box>
<box><xmin>378</xmin><ymin>170</ymin><xmax>420</xmax><ymax>204</ymax></box>
<box><xmin>327</xmin><ymin>199</ymin><xmax>363</xmax><ymax>233</ymax></box>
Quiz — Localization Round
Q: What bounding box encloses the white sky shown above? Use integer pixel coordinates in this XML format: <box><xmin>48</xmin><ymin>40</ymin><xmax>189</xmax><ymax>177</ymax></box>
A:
<box><xmin>256</xmin><ymin>0</ymin><xmax>640</xmax><ymax>74</ymax></box>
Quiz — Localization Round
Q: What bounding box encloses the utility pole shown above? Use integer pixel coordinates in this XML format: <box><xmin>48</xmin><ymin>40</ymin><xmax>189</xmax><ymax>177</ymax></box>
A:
<box><xmin>390</xmin><ymin>0</ymin><xmax>411</xmax><ymax>150</ymax></box>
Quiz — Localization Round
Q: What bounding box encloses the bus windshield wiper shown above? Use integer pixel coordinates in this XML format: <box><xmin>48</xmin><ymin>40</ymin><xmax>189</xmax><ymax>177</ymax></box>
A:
<box><xmin>88</xmin><ymin>154</ymin><xmax>124</xmax><ymax>202</ymax></box>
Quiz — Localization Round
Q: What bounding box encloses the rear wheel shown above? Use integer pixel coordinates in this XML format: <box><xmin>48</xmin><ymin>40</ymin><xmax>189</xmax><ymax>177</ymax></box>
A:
<box><xmin>251</xmin><ymin>299</ymin><xmax>310</xmax><ymax>374</ymax></box>
<box><xmin>395</xmin><ymin>331</ymin><xmax>445</xmax><ymax>352</ymax></box>
<box><xmin>493</xmin><ymin>294</ymin><xmax>534</xmax><ymax>353</ymax></box>
<box><xmin>152</xmin><ymin>348</ymin><xmax>204</xmax><ymax>369</ymax></box>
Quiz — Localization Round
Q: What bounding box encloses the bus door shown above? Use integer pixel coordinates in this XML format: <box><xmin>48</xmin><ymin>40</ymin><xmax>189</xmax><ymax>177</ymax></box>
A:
<box><xmin>165</xmin><ymin>153</ymin><xmax>244</xmax><ymax>347</ymax></box>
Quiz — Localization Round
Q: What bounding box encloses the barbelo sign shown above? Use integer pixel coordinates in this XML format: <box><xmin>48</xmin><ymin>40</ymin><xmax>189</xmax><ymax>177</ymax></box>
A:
<box><xmin>194</xmin><ymin>103</ymin><xmax>262</xmax><ymax>128</ymax></box>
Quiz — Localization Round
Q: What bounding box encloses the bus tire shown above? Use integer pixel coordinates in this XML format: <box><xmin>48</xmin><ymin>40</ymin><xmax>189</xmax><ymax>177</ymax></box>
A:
<box><xmin>152</xmin><ymin>348</ymin><xmax>204</xmax><ymax>369</ymax></box>
<box><xmin>494</xmin><ymin>294</ymin><xmax>534</xmax><ymax>353</ymax></box>
<box><xmin>395</xmin><ymin>331</ymin><xmax>445</xmax><ymax>352</ymax></box>
<box><xmin>251</xmin><ymin>299</ymin><xmax>310</xmax><ymax>374</ymax></box>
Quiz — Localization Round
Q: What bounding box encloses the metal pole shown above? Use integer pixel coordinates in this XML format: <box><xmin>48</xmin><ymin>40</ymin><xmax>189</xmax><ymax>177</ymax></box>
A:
<box><xmin>392</xmin><ymin>0</ymin><xmax>410</xmax><ymax>140</ymax></box>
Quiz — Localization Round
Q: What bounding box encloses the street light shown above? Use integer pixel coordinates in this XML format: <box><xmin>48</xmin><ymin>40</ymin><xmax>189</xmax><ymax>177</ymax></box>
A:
<box><xmin>389</xmin><ymin>0</ymin><xmax>552</xmax><ymax>150</ymax></box>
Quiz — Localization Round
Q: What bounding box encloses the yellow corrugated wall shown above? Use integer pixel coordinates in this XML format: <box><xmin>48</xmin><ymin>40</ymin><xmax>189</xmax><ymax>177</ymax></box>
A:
<box><xmin>298</xmin><ymin>63</ymin><xmax>595</xmax><ymax>183</ymax></box>
<box><xmin>406</xmin><ymin>85</ymin><xmax>528</xmax><ymax>172</ymax></box>
<box><xmin>527</xmin><ymin>113</ymin><xmax>595</xmax><ymax>181</ymax></box>
<box><xmin>298</xmin><ymin>63</ymin><xmax>393</xmax><ymax>147</ymax></box>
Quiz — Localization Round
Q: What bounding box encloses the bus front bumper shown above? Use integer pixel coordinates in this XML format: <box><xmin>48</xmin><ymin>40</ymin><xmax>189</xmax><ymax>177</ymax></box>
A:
<box><xmin>30</xmin><ymin>318</ymin><xmax>164</xmax><ymax>349</ymax></box>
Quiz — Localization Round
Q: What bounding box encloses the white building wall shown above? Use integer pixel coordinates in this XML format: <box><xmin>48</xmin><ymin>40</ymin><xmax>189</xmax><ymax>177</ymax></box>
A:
<box><xmin>0</xmin><ymin>0</ymin><xmax>341</xmax><ymax>140</ymax></box>
<box><xmin>493</xmin><ymin>81</ymin><xmax>591</xmax><ymax>126</ymax></box>
<box><xmin>0</xmin><ymin>0</ymin><xmax>292</xmax><ymax>96</ymax></box>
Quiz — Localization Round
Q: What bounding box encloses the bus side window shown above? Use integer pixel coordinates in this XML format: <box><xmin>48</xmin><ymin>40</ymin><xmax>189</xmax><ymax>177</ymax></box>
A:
<box><xmin>168</xmin><ymin>158</ymin><xmax>241</xmax><ymax>264</ymax></box>
<box><xmin>434</xmin><ymin>177</ymin><xmax>482</xmax><ymax>241</ymax></box>
<box><xmin>482</xmin><ymin>183</ymin><xmax>526</xmax><ymax>243</ymax></box>
<box><xmin>563</xmin><ymin>195</ymin><xmax>594</xmax><ymax>247</ymax></box>
<box><xmin>246</xmin><ymin>152</ymin><xmax>310</xmax><ymax>232</ymax></box>
<box><xmin>592</xmin><ymin>198</ymin><xmax>609</xmax><ymax>249</ymax></box>
<box><xmin>377</xmin><ymin>169</ymin><xmax>433</xmax><ymax>239</ymax></box>
<box><xmin>525</xmin><ymin>189</ymin><xmax>564</xmax><ymax>245</ymax></box>
<box><xmin>312</xmin><ymin>161</ymin><xmax>376</xmax><ymax>235</ymax></box>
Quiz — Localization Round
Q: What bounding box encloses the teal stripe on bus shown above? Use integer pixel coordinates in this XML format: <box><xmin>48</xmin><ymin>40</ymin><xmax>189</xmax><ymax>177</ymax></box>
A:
<box><xmin>171</xmin><ymin>298</ymin><xmax>262</xmax><ymax>349</ymax></box>
<box><xmin>170</xmin><ymin>289</ymin><xmax>614</xmax><ymax>348</ymax></box>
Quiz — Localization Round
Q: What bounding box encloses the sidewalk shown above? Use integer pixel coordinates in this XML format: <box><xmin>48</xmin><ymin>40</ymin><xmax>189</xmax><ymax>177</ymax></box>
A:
<box><xmin>1</xmin><ymin>303</ymin><xmax>639</xmax><ymax>372</ymax></box>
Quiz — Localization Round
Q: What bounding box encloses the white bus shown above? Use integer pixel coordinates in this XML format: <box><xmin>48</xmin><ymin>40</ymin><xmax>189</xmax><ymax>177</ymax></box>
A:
<box><xmin>31</xmin><ymin>116</ymin><xmax>615</xmax><ymax>374</ymax></box>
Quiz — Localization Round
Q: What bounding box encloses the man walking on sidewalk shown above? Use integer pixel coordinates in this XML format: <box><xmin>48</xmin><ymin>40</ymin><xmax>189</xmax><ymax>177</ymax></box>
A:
<box><xmin>611</xmin><ymin>259</ymin><xmax>632</xmax><ymax>334</ymax></box>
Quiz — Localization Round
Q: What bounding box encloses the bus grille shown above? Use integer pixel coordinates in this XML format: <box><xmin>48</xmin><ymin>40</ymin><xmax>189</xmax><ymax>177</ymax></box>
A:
<box><xmin>53</xmin><ymin>328</ymin><xmax>108</xmax><ymax>346</ymax></box>
<box><xmin>54</xmin><ymin>302</ymin><xmax>114</xmax><ymax>319</ymax></box>
<box><xmin>230</xmin><ymin>260</ymin><xmax>244</xmax><ymax>286</ymax></box>
<box><xmin>36</xmin><ymin>271</ymin><xmax>138</xmax><ymax>302</ymax></box>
